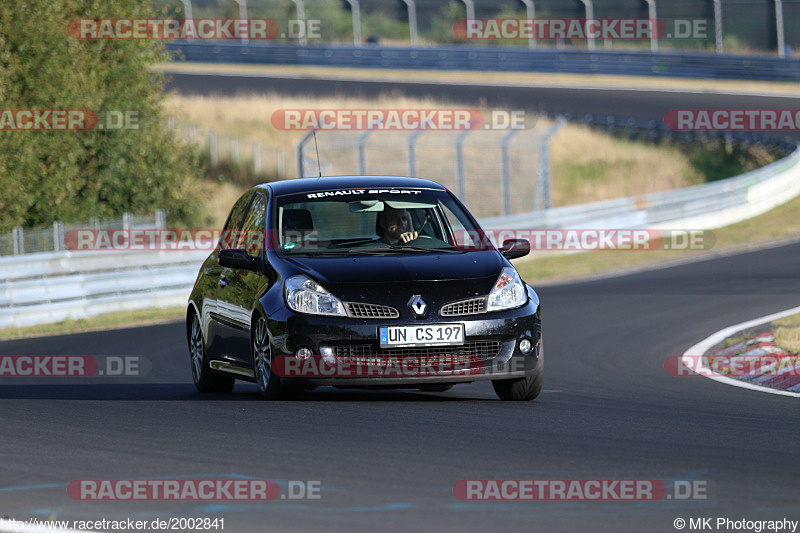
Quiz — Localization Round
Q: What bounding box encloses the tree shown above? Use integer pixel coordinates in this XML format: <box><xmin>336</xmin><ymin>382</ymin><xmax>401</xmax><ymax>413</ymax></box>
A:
<box><xmin>0</xmin><ymin>0</ymin><xmax>203</xmax><ymax>230</ymax></box>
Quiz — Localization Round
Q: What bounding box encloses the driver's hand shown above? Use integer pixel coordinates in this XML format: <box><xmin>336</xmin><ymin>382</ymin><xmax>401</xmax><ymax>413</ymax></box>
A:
<box><xmin>399</xmin><ymin>231</ymin><xmax>418</xmax><ymax>243</ymax></box>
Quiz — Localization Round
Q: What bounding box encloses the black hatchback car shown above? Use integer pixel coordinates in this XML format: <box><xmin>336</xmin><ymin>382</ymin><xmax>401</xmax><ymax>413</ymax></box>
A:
<box><xmin>187</xmin><ymin>176</ymin><xmax>542</xmax><ymax>401</ymax></box>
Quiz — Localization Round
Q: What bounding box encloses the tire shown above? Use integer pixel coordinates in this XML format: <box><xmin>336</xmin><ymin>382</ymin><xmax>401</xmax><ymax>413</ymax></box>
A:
<box><xmin>189</xmin><ymin>313</ymin><xmax>235</xmax><ymax>393</ymax></box>
<box><xmin>252</xmin><ymin>316</ymin><xmax>300</xmax><ymax>400</ymax></box>
<box><xmin>492</xmin><ymin>371</ymin><xmax>543</xmax><ymax>401</ymax></box>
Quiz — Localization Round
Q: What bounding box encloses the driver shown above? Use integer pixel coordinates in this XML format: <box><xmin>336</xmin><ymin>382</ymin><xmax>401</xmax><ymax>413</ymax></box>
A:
<box><xmin>377</xmin><ymin>206</ymin><xmax>418</xmax><ymax>245</ymax></box>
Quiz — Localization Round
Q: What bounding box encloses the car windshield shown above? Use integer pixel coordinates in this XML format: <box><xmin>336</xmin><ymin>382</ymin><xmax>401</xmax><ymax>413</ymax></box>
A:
<box><xmin>275</xmin><ymin>187</ymin><xmax>488</xmax><ymax>255</ymax></box>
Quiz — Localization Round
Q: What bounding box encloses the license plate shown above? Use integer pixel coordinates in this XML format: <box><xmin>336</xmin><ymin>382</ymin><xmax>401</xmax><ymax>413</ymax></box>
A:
<box><xmin>379</xmin><ymin>324</ymin><xmax>465</xmax><ymax>348</ymax></box>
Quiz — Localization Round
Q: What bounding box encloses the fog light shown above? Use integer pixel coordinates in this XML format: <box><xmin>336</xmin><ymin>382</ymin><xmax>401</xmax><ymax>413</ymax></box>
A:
<box><xmin>519</xmin><ymin>338</ymin><xmax>532</xmax><ymax>354</ymax></box>
<box><xmin>296</xmin><ymin>347</ymin><xmax>313</xmax><ymax>359</ymax></box>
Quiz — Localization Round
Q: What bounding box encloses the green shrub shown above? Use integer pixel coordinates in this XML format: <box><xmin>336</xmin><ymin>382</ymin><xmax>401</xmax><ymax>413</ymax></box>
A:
<box><xmin>0</xmin><ymin>0</ymin><xmax>204</xmax><ymax>231</ymax></box>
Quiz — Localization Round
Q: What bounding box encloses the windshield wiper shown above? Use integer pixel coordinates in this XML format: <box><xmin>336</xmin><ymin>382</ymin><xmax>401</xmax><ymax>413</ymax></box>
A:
<box><xmin>396</xmin><ymin>246</ymin><xmax>461</xmax><ymax>253</ymax></box>
<box><xmin>284</xmin><ymin>250</ymin><xmax>352</xmax><ymax>257</ymax></box>
<box><xmin>348</xmin><ymin>246</ymin><xmax>460</xmax><ymax>254</ymax></box>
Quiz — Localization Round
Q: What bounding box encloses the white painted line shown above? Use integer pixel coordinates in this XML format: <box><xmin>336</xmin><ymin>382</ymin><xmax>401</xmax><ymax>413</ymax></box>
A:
<box><xmin>683</xmin><ymin>305</ymin><xmax>800</xmax><ymax>397</ymax></box>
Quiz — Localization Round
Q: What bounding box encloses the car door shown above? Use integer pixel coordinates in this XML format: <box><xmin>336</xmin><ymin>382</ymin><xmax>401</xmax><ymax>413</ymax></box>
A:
<box><xmin>215</xmin><ymin>191</ymin><xmax>269</xmax><ymax>366</ymax></box>
<box><xmin>205</xmin><ymin>191</ymin><xmax>254</xmax><ymax>362</ymax></box>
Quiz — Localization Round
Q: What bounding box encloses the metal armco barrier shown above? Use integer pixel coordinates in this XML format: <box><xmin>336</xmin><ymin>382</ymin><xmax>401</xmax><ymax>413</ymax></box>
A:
<box><xmin>0</xmin><ymin>250</ymin><xmax>208</xmax><ymax>329</ymax></box>
<box><xmin>165</xmin><ymin>42</ymin><xmax>800</xmax><ymax>82</ymax></box>
<box><xmin>479</xmin><ymin>147</ymin><xmax>800</xmax><ymax>232</ymax></box>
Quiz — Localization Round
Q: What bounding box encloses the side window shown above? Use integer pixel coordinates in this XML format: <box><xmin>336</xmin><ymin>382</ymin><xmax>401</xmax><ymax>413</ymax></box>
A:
<box><xmin>239</xmin><ymin>194</ymin><xmax>267</xmax><ymax>257</ymax></box>
<box><xmin>439</xmin><ymin>202</ymin><xmax>476</xmax><ymax>248</ymax></box>
<box><xmin>220</xmin><ymin>192</ymin><xmax>254</xmax><ymax>249</ymax></box>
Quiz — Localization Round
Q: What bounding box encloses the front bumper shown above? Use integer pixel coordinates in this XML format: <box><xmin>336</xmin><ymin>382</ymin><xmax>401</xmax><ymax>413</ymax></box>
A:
<box><xmin>267</xmin><ymin>300</ymin><xmax>542</xmax><ymax>387</ymax></box>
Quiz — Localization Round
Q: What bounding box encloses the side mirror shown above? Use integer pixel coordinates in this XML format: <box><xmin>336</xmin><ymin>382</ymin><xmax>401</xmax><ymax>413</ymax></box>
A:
<box><xmin>499</xmin><ymin>238</ymin><xmax>530</xmax><ymax>260</ymax></box>
<box><xmin>219</xmin><ymin>249</ymin><xmax>263</xmax><ymax>273</ymax></box>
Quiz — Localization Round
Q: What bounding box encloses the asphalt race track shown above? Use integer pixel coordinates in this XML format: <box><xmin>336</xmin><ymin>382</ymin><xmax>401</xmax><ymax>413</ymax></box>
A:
<box><xmin>164</xmin><ymin>72</ymin><xmax>800</xmax><ymax>140</ymax></box>
<box><xmin>1</xmin><ymin>74</ymin><xmax>799</xmax><ymax>532</ymax></box>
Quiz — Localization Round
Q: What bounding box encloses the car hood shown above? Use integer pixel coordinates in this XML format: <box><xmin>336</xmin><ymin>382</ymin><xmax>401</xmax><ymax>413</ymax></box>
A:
<box><xmin>283</xmin><ymin>250</ymin><xmax>504</xmax><ymax>286</ymax></box>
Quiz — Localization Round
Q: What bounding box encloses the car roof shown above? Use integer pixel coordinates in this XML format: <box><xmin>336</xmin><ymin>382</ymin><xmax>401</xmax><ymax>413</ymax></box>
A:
<box><xmin>257</xmin><ymin>175</ymin><xmax>449</xmax><ymax>196</ymax></box>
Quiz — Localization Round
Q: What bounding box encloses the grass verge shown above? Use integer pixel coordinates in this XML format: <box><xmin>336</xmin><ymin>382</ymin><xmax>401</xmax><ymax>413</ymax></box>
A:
<box><xmin>0</xmin><ymin>307</ymin><xmax>185</xmax><ymax>342</ymax></box>
<box><xmin>773</xmin><ymin>313</ymin><xmax>800</xmax><ymax>354</ymax></box>
<box><xmin>514</xmin><ymin>190</ymin><xmax>800</xmax><ymax>284</ymax></box>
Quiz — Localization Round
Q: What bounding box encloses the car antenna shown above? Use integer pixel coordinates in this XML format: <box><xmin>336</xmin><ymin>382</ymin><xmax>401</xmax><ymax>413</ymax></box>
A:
<box><xmin>313</xmin><ymin>129</ymin><xmax>323</xmax><ymax>178</ymax></box>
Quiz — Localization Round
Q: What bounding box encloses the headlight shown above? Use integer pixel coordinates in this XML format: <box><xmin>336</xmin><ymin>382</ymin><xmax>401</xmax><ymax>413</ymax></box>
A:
<box><xmin>486</xmin><ymin>267</ymin><xmax>527</xmax><ymax>312</ymax></box>
<box><xmin>285</xmin><ymin>275</ymin><xmax>346</xmax><ymax>316</ymax></box>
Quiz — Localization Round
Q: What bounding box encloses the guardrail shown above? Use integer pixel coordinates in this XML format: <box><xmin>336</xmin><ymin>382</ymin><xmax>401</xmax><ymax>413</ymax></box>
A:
<box><xmin>479</xmin><ymin>146</ymin><xmax>800</xmax><ymax>232</ymax></box>
<box><xmin>0</xmin><ymin>250</ymin><xmax>207</xmax><ymax>329</ymax></box>
<box><xmin>165</xmin><ymin>42</ymin><xmax>800</xmax><ymax>81</ymax></box>
<box><xmin>3</xmin><ymin>144</ymin><xmax>799</xmax><ymax>329</ymax></box>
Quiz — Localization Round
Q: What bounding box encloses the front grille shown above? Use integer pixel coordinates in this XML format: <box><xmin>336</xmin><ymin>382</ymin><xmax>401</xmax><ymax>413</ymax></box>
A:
<box><xmin>440</xmin><ymin>297</ymin><xmax>487</xmax><ymax>316</ymax></box>
<box><xmin>345</xmin><ymin>302</ymin><xmax>399</xmax><ymax>319</ymax></box>
<box><xmin>332</xmin><ymin>340</ymin><xmax>503</xmax><ymax>362</ymax></box>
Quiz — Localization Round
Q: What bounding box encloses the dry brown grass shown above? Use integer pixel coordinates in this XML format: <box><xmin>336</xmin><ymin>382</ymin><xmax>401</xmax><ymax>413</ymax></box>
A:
<box><xmin>163</xmin><ymin>91</ymin><xmax>467</xmax><ymax>166</ymax></box>
<box><xmin>774</xmin><ymin>313</ymin><xmax>800</xmax><ymax>328</ymax></box>
<box><xmin>164</xmin><ymin>92</ymin><xmax>705</xmax><ymax>219</ymax></box>
<box><xmin>549</xmin><ymin>123</ymin><xmax>704</xmax><ymax>206</ymax></box>
<box><xmin>774</xmin><ymin>326</ymin><xmax>800</xmax><ymax>355</ymax></box>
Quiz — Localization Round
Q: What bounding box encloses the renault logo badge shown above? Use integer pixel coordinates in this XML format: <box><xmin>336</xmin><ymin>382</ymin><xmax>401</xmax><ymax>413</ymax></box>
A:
<box><xmin>408</xmin><ymin>295</ymin><xmax>428</xmax><ymax>318</ymax></box>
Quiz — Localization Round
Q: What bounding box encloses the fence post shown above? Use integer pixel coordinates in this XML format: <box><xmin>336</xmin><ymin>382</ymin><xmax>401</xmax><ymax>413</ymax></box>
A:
<box><xmin>233</xmin><ymin>0</ymin><xmax>249</xmax><ymax>44</ymax></box>
<box><xmin>358</xmin><ymin>129</ymin><xmax>374</xmax><ymax>175</ymax></box>
<box><xmin>291</xmin><ymin>0</ymin><xmax>308</xmax><ymax>45</ymax></box>
<box><xmin>775</xmin><ymin>0</ymin><xmax>786</xmax><ymax>57</ymax></box>
<box><xmin>345</xmin><ymin>0</ymin><xmax>362</xmax><ymax>46</ymax></box>
<box><xmin>155</xmin><ymin>209</ymin><xmax>166</xmax><ymax>230</ymax></box>
<box><xmin>535</xmin><ymin>117</ymin><xmax>566</xmax><ymax>210</ymax></box>
<box><xmin>455</xmin><ymin>130</ymin><xmax>473</xmax><ymax>200</ymax></box>
<box><xmin>123</xmin><ymin>212</ymin><xmax>132</xmax><ymax>231</ymax></box>
<box><xmin>296</xmin><ymin>129</ymin><xmax>316</xmax><ymax>178</ymax></box>
<box><xmin>713</xmin><ymin>0</ymin><xmax>723</xmax><ymax>54</ymax></box>
<box><xmin>501</xmin><ymin>128</ymin><xmax>521</xmax><ymax>216</ymax></box>
<box><xmin>209</xmin><ymin>131</ymin><xmax>218</xmax><ymax>167</ymax></box>
<box><xmin>400</xmin><ymin>0</ymin><xmax>418</xmax><ymax>46</ymax></box>
<box><xmin>12</xmin><ymin>227</ymin><xmax>23</xmax><ymax>255</ymax></box>
<box><xmin>253</xmin><ymin>144</ymin><xmax>262</xmax><ymax>175</ymax></box>
<box><xmin>408</xmin><ymin>130</ymin><xmax>424</xmax><ymax>177</ymax></box>
<box><xmin>53</xmin><ymin>221</ymin><xmax>64</xmax><ymax>252</ymax></box>
<box><xmin>644</xmin><ymin>0</ymin><xmax>658</xmax><ymax>52</ymax></box>
<box><xmin>520</xmin><ymin>0</ymin><xmax>536</xmax><ymax>49</ymax></box>
<box><xmin>231</xmin><ymin>138</ymin><xmax>239</xmax><ymax>166</ymax></box>
<box><xmin>579</xmin><ymin>0</ymin><xmax>595</xmax><ymax>51</ymax></box>
<box><xmin>189</xmin><ymin>124</ymin><xmax>196</xmax><ymax>144</ymax></box>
